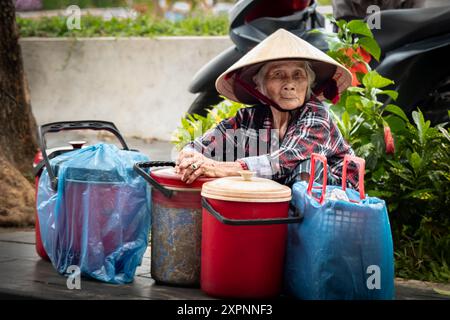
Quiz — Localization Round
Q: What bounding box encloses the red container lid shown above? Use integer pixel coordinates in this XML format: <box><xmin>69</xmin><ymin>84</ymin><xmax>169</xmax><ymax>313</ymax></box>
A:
<box><xmin>150</xmin><ymin>167</ymin><xmax>215</xmax><ymax>191</ymax></box>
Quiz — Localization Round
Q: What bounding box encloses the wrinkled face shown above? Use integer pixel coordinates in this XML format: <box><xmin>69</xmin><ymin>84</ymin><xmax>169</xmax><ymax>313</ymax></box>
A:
<box><xmin>256</xmin><ymin>60</ymin><xmax>309</xmax><ymax>110</ymax></box>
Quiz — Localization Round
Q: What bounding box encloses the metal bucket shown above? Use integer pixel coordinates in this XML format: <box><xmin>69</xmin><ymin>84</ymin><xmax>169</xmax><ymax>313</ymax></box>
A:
<box><xmin>134</xmin><ymin>161</ymin><xmax>214</xmax><ymax>286</ymax></box>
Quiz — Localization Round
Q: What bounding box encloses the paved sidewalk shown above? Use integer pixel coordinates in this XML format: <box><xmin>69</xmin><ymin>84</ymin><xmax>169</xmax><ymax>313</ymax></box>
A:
<box><xmin>0</xmin><ymin>228</ymin><xmax>448</xmax><ymax>300</ymax></box>
<box><xmin>0</xmin><ymin>228</ymin><xmax>210</xmax><ymax>300</ymax></box>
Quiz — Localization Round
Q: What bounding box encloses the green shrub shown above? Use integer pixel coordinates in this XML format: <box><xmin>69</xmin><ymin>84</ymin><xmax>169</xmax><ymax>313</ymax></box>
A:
<box><xmin>41</xmin><ymin>0</ymin><xmax>130</xmax><ymax>10</ymax></box>
<box><xmin>395</xmin><ymin>217</ymin><xmax>450</xmax><ymax>282</ymax></box>
<box><xmin>172</xmin><ymin>98</ymin><xmax>246</xmax><ymax>150</ymax></box>
<box><xmin>16</xmin><ymin>14</ymin><xmax>229</xmax><ymax>37</ymax></box>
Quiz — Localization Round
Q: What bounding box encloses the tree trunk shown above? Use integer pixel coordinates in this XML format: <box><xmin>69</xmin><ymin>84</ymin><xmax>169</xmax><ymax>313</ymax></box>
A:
<box><xmin>0</xmin><ymin>0</ymin><xmax>38</xmax><ymax>227</ymax></box>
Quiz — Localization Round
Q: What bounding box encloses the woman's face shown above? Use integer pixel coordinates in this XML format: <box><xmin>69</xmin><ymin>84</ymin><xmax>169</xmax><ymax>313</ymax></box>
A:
<box><xmin>257</xmin><ymin>60</ymin><xmax>309</xmax><ymax>110</ymax></box>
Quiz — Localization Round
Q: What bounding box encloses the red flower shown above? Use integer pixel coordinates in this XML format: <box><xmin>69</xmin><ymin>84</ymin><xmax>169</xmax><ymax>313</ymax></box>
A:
<box><xmin>344</xmin><ymin>48</ymin><xmax>371</xmax><ymax>63</ymax></box>
<box><xmin>341</xmin><ymin>48</ymin><xmax>371</xmax><ymax>86</ymax></box>
<box><xmin>357</xmin><ymin>47</ymin><xmax>371</xmax><ymax>63</ymax></box>
<box><xmin>384</xmin><ymin>124</ymin><xmax>395</xmax><ymax>155</ymax></box>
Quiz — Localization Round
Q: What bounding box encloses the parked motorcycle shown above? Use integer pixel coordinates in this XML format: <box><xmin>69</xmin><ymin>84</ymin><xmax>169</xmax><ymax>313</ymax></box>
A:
<box><xmin>370</xmin><ymin>5</ymin><xmax>450</xmax><ymax>123</ymax></box>
<box><xmin>188</xmin><ymin>0</ymin><xmax>450</xmax><ymax>124</ymax></box>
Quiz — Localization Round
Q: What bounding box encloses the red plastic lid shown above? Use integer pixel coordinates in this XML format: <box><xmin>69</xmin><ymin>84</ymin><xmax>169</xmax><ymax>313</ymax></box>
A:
<box><xmin>150</xmin><ymin>167</ymin><xmax>215</xmax><ymax>190</ymax></box>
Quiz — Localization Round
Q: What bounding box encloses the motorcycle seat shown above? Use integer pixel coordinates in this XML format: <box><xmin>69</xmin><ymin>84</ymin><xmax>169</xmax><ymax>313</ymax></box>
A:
<box><xmin>371</xmin><ymin>5</ymin><xmax>450</xmax><ymax>54</ymax></box>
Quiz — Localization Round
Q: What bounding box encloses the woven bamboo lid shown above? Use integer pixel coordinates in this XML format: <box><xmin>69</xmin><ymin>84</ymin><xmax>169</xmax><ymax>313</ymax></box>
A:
<box><xmin>201</xmin><ymin>171</ymin><xmax>291</xmax><ymax>202</ymax></box>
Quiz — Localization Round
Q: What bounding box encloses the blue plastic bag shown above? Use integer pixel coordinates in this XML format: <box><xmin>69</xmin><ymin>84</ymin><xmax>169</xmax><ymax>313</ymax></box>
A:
<box><xmin>284</xmin><ymin>154</ymin><xmax>395</xmax><ymax>300</ymax></box>
<box><xmin>37</xmin><ymin>143</ymin><xmax>151</xmax><ymax>284</ymax></box>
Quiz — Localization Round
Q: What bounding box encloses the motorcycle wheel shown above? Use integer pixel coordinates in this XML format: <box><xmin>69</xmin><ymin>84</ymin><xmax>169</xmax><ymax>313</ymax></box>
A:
<box><xmin>187</xmin><ymin>90</ymin><xmax>224</xmax><ymax>117</ymax></box>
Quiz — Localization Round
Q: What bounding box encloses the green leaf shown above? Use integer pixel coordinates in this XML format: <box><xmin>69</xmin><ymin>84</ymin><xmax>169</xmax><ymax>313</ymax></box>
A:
<box><xmin>347</xmin><ymin>20</ymin><xmax>373</xmax><ymax>38</ymax></box>
<box><xmin>384</xmin><ymin>104</ymin><xmax>408</xmax><ymax>122</ymax></box>
<box><xmin>372</xmin><ymin>165</ymin><xmax>386</xmax><ymax>180</ymax></box>
<box><xmin>371</xmin><ymin>131</ymin><xmax>385</xmax><ymax>155</ymax></box>
<box><xmin>387</xmin><ymin>159</ymin><xmax>404</xmax><ymax>170</ymax></box>
<box><xmin>362</xmin><ymin>71</ymin><xmax>394</xmax><ymax>89</ymax></box>
<box><xmin>346</xmin><ymin>95</ymin><xmax>373</xmax><ymax>113</ymax></box>
<box><xmin>335</xmin><ymin>19</ymin><xmax>348</xmax><ymax>31</ymax></box>
<box><xmin>365</xmin><ymin>153</ymin><xmax>379</xmax><ymax>171</ymax></box>
<box><xmin>345</xmin><ymin>86</ymin><xmax>365</xmax><ymax>94</ymax></box>
<box><xmin>342</xmin><ymin>111</ymin><xmax>350</xmax><ymax>128</ymax></box>
<box><xmin>405</xmin><ymin>189</ymin><xmax>434</xmax><ymax>200</ymax></box>
<box><xmin>438</xmin><ymin>126</ymin><xmax>450</xmax><ymax>142</ymax></box>
<box><xmin>308</xmin><ymin>29</ymin><xmax>322</xmax><ymax>34</ymax></box>
<box><xmin>355</xmin><ymin>143</ymin><xmax>374</xmax><ymax>158</ymax></box>
<box><xmin>385</xmin><ymin>115</ymin><xmax>406</xmax><ymax>134</ymax></box>
<box><xmin>330</xmin><ymin>103</ymin><xmax>345</xmax><ymax>117</ymax></box>
<box><xmin>368</xmin><ymin>190</ymin><xmax>393</xmax><ymax>198</ymax></box>
<box><xmin>409</xmin><ymin>152</ymin><xmax>422</xmax><ymax>172</ymax></box>
<box><xmin>329</xmin><ymin>108</ymin><xmax>342</xmax><ymax>121</ymax></box>
<box><xmin>328</xmin><ymin>40</ymin><xmax>346</xmax><ymax>52</ymax></box>
<box><xmin>326</xmin><ymin>15</ymin><xmax>337</xmax><ymax>24</ymax></box>
<box><xmin>358</xmin><ymin>36</ymin><xmax>380</xmax><ymax>61</ymax></box>
<box><xmin>412</xmin><ymin>110</ymin><xmax>430</xmax><ymax>145</ymax></box>
<box><xmin>172</xmin><ymin>97</ymin><xmax>246</xmax><ymax>150</ymax></box>
<box><xmin>379</xmin><ymin>90</ymin><xmax>399</xmax><ymax>101</ymax></box>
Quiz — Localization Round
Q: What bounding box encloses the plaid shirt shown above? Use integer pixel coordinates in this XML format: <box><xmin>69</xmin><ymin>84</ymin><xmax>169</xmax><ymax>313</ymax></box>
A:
<box><xmin>186</xmin><ymin>96</ymin><xmax>359</xmax><ymax>189</ymax></box>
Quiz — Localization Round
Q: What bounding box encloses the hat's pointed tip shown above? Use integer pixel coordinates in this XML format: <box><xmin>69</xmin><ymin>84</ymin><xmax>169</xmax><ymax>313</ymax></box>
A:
<box><xmin>269</xmin><ymin>28</ymin><xmax>296</xmax><ymax>39</ymax></box>
<box><xmin>265</xmin><ymin>28</ymin><xmax>306</xmax><ymax>47</ymax></box>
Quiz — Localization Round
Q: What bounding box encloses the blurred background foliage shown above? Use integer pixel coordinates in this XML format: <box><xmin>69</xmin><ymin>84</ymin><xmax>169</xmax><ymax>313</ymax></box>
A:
<box><xmin>17</xmin><ymin>14</ymin><xmax>229</xmax><ymax>36</ymax></box>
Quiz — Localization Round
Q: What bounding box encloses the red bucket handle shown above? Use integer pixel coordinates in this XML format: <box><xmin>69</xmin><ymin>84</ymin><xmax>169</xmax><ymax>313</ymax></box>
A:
<box><xmin>306</xmin><ymin>153</ymin><xmax>328</xmax><ymax>204</ymax></box>
<box><xmin>342</xmin><ymin>155</ymin><xmax>366</xmax><ymax>201</ymax></box>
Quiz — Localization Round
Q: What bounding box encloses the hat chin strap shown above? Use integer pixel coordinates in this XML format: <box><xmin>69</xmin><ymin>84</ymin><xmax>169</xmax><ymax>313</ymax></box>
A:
<box><xmin>234</xmin><ymin>72</ymin><xmax>295</xmax><ymax>113</ymax></box>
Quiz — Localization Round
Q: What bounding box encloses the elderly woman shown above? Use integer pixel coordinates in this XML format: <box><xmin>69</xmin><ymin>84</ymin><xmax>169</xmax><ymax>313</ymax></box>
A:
<box><xmin>176</xmin><ymin>29</ymin><xmax>358</xmax><ymax>188</ymax></box>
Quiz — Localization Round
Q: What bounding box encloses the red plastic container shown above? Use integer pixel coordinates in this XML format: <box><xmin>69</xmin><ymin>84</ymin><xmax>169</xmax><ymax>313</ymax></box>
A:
<box><xmin>33</xmin><ymin>142</ymin><xmax>85</xmax><ymax>261</ymax></box>
<box><xmin>33</xmin><ymin>150</ymin><xmax>49</xmax><ymax>260</ymax></box>
<box><xmin>200</xmin><ymin>171</ymin><xmax>300</xmax><ymax>298</ymax></box>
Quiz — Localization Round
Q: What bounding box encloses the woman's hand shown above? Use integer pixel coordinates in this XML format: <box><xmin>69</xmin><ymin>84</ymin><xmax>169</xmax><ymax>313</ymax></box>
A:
<box><xmin>175</xmin><ymin>149</ymin><xmax>213</xmax><ymax>183</ymax></box>
<box><xmin>175</xmin><ymin>150</ymin><xmax>242</xmax><ymax>184</ymax></box>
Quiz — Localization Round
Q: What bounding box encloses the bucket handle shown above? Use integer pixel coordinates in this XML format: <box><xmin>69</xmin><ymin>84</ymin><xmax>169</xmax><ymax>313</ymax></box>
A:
<box><xmin>38</xmin><ymin>120</ymin><xmax>130</xmax><ymax>190</ymax></box>
<box><xmin>202</xmin><ymin>198</ymin><xmax>303</xmax><ymax>226</ymax></box>
<box><xmin>306</xmin><ymin>153</ymin><xmax>328</xmax><ymax>204</ymax></box>
<box><xmin>133</xmin><ymin>161</ymin><xmax>176</xmax><ymax>199</ymax></box>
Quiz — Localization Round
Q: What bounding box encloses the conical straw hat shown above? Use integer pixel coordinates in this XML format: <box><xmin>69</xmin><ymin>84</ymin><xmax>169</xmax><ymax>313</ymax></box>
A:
<box><xmin>215</xmin><ymin>28</ymin><xmax>353</xmax><ymax>104</ymax></box>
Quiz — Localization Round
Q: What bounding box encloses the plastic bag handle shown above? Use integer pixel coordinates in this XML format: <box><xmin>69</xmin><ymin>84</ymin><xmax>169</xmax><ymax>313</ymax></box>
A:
<box><xmin>306</xmin><ymin>153</ymin><xmax>328</xmax><ymax>204</ymax></box>
<box><xmin>342</xmin><ymin>155</ymin><xmax>366</xmax><ymax>200</ymax></box>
